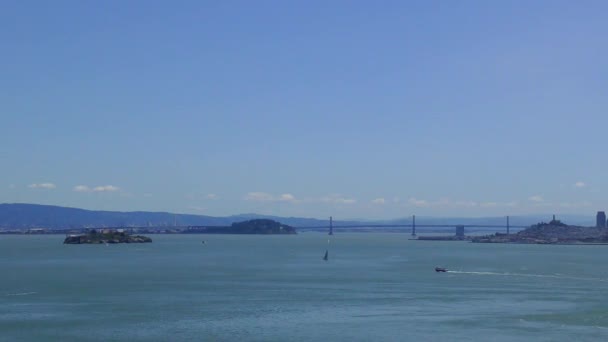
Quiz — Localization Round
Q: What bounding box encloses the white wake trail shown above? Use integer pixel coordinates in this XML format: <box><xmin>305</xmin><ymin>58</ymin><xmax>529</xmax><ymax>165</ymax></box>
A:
<box><xmin>446</xmin><ymin>271</ymin><xmax>608</xmax><ymax>282</ymax></box>
<box><xmin>6</xmin><ymin>292</ymin><xmax>37</xmax><ymax>296</ymax></box>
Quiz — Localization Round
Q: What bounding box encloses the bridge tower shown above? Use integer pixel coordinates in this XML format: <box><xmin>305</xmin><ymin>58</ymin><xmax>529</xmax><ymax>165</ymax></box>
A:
<box><xmin>411</xmin><ymin>215</ymin><xmax>416</xmax><ymax>237</ymax></box>
<box><xmin>507</xmin><ymin>216</ymin><xmax>510</xmax><ymax>235</ymax></box>
<box><xmin>329</xmin><ymin>216</ymin><xmax>333</xmax><ymax>235</ymax></box>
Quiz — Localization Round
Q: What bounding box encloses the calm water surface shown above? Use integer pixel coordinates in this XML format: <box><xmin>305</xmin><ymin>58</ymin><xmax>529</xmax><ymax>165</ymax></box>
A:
<box><xmin>1</xmin><ymin>233</ymin><xmax>608</xmax><ymax>341</ymax></box>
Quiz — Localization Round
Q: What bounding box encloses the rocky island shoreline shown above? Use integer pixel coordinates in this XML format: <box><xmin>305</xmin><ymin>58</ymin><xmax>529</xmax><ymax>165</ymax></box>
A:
<box><xmin>472</xmin><ymin>218</ymin><xmax>608</xmax><ymax>244</ymax></box>
<box><xmin>64</xmin><ymin>230</ymin><xmax>152</xmax><ymax>244</ymax></box>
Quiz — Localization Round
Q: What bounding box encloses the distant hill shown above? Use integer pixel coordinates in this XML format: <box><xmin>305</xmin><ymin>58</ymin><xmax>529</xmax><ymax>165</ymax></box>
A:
<box><xmin>0</xmin><ymin>203</ymin><xmax>596</xmax><ymax>230</ymax></box>
<box><xmin>0</xmin><ymin>203</ymin><xmax>336</xmax><ymax>229</ymax></box>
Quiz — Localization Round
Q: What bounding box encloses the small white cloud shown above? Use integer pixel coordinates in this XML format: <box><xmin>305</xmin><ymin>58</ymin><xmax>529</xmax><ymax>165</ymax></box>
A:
<box><xmin>574</xmin><ymin>181</ymin><xmax>586</xmax><ymax>188</ymax></box>
<box><xmin>436</xmin><ymin>199</ymin><xmax>447</xmax><ymax>206</ymax></box>
<box><xmin>480</xmin><ymin>202</ymin><xmax>497</xmax><ymax>208</ymax></box>
<box><xmin>408</xmin><ymin>198</ymin><xmax>429</xmax><ymax>207</ymax></box>
<box><xmin>244</xmin><ymin>192</ymin><xmax>298</xmax><ymax>202</ymax></box>
<box><xmin>528</xmin><ymin>195</ymin><xmax>544</xmax><ymax>202</ymax></box>
<box><xmin>74</xmin><ymin>185</ymin><xmax>120</xmax><ymax>193</ymax></box>
<box><xmin>207</xmin><ymin>193</ymin><xmax>218</xmax><ymax>200</ymax></box>
<box><xmin>73</xmin><ymin>185</ymin><xmax>90</xmax><ymax>192</ymax></box>
<box><xmin>372</xmin><ymin>198</ymin><xmax>385</xmax><ymax>204</ymax></box>
<box><xmin>454</xmin><ymin>200</ymin><xmax>478</xmax><ymax>207</ymax></box>
<box><xmin>28</xmin><ymin>183</ymin><xmax>56</xmax><ymax>189</ymax></box>
<box><xmin>321</xmin><ymin>194</ymin><xmax>356</xmax><ymax>204</ymax></box>
<box><xmin>92</xmin><ymin>185</ymin><xmax>120</xmax><ymax>192</ymax></box>
<box><xmin>279</xmin><ymin>193</ymin><xmax>296</xmax><ymax>202</ymax></box>
<box><xmin>245</xmin><ymin>192</ymin><xmax>275</xmax><ymax>201</ymax></box>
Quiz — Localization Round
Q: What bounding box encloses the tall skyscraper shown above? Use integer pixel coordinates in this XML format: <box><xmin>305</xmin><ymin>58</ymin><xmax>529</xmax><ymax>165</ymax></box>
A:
<box><xmin>597</xmin><ymin>211</ymin><xmax>606</xmax><ymax>228</ymax></box>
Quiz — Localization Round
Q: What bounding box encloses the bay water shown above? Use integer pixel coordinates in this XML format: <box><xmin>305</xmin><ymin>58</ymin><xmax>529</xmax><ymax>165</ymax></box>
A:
<box><xmin>2</xmin><ymin>233</ymin><xmax>608</xmax><ymax>341</ymax></box>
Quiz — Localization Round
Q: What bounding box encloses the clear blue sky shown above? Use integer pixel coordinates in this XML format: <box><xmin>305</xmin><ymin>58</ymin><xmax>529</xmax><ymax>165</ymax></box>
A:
<box><xmin>2</xmin><ymin>0</ymin><xmax>607</xmax><ymax>219</ymax></box>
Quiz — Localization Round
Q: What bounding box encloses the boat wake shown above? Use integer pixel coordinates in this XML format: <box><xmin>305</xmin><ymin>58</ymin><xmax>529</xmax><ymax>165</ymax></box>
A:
<box><xmin>6</xmin><ymin>292</ymin><xmax>37</xmax><ymax>296</ymax></box>
<box><xmin>446</xmin><ymin>271</ymin><xmax>608</xmax><ymax>282</ymax></box>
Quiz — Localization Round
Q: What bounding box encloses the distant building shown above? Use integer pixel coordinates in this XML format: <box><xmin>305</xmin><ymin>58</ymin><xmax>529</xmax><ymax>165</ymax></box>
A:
<box><xmin>26</xmin><ymin>228</ymin><xmax>46</xmax><ymax>234</ymax></box>
<box><xmin>455</xmin><ymin>225</ymin><xmax>465</xmax><ymax>239</ymax></box>
<box><xmin>597</xmin><ymin>211</ymin><xmax>606</xmax><ymax>228</ymax></box>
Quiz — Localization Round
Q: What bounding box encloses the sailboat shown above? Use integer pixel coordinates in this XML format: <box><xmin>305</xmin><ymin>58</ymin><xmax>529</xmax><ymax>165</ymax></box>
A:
<box><xmin>323</xmin><ymin>217</ymin><xmax>332</xmax><ymax>261</ymax></box>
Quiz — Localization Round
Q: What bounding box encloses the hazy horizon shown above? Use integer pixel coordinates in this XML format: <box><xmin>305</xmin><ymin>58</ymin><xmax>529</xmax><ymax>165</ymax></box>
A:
<box><xmin>0</xmin><ymin>202</ymin><xmax>598</xmax><ymax>226</ymax></box>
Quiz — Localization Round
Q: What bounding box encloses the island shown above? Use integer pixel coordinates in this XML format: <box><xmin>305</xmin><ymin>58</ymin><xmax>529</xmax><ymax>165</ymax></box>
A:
<box><xmin>472</xmin><ymin>218</ymin><xmax>608</xmax><ymax>244</ymax></box>
<box><xmin>63</xmin><ymin>230</ymin><xmax>152</xmax><ymax>244</ymax></box>
<box><xmin>184</xmin><ymin>219</ymin><xmax>297</xmax><ymax>234</ymax></box>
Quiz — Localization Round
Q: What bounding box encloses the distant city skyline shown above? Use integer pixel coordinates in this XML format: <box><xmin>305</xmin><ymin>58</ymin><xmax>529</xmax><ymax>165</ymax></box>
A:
<box><xmin>2</xmin><ymin>1</ymin><xmax>607</xmax><ymax>219</ymax></box>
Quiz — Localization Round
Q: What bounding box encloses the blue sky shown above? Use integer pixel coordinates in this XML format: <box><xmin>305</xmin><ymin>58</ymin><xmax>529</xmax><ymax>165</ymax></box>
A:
<box><xmin>2</xmin><ymin>0</ymin><xmax>607</xmax><ymax>219</ymax></box>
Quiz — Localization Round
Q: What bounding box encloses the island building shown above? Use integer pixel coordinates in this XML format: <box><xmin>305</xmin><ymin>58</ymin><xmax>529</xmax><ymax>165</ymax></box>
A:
<box><xmin>597</xmin><ymin>211</ymin><xmax>606</xmax><ymax>228</ymax></box>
